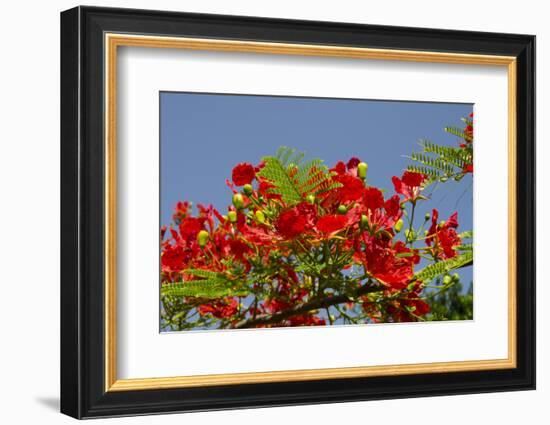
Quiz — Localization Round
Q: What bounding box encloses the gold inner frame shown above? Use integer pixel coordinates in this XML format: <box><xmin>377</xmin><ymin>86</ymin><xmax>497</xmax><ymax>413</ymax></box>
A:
<box><xmin>104</xmin><ymin>33</ymin><xmax>517</xmax><ymax>392</ymax></box>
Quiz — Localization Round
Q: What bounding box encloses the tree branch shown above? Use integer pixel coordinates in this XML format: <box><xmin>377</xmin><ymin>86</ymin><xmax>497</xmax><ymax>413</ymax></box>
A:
<box><xmin>233</xmin><ymin>283</ymin><xmax>384</xmax><ymax>329</ymax></box>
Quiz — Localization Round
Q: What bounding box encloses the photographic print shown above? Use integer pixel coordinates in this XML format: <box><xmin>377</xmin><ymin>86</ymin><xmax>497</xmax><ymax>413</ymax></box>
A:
<box><xmin>160</xmin><ymin>93</ymin><xmax>474</xmax><ymax>331</ymax></box>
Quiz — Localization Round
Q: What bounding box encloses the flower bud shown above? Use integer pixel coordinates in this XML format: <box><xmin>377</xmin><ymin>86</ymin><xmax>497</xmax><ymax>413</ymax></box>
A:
<box><xmin>357</xmin><ymin>162</ymin><xmax>368</xmax><ymax>179</ymax></box>
<box><xmin>243</xmin><ymin>184</ymin><xmax>253</xmax><ymax>196</ymax></box>
<box><xmin>443</xmin><ymin>275</ymin><xmax>452</xmax><ymax>285</ymax></box>
<box><xmin>197</xmin><ymin>230</ymin><xmax>209</xmax><ymax>247</ymax></box>
<box><xmin>405</xmin><ymin>229</ymin><xmax>415</xmax><ymax>242</ymax></box>
<box><xmin>424</xmin><ymin>212</ymin><xmax>430</xmax><ymax>221</ymax></box>
<box><xmin>452</xmin><ymin>273</ymin><xmax>460</xmax><ymax>282</ymax></box>
<box><xmin>394</xmin><ymin>219</ymin><xmax>404</xmax><ymax>232</ymax></box>
<box><xmin>228</xmin><ymin>210</ymin><xmax>237</xmax><ymax>223</ymax></box>
<box><xmin>255</xmin><ymin>210</ymin><xmax>266</xmax><ymax>224</ymax></box>
<box><xmin>337</xmin><ymin>205</ymin><xmax>347</xmax><ymax>214</ymax></box>
<box><xmin>360</xmin><ymin>214</ymin><xmax>368</xmax><ymax>228</ymax></box>
<box><xmin>306</xmin><ymin>194</ymin><xmax>315</xmax><ymax>204</ymax></box>
<box><xmin>232</xmin><ymin>193</ymin><xmax>244</xmax><ymax>210</ymax></box>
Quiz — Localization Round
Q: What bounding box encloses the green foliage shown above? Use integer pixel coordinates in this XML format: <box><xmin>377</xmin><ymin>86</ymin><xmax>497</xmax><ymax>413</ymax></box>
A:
<box><xmin>445</xmin><ymin>126</ymin><xmax>472</xmax><ymax>143</ymax></box>
<box><xmin>458</xmin><ymin>230</ymin><xmax>473</xmax><ymax>239</ymax></box>
<box><xmin>427</xmin><ymin>281</ymin><xmax>473</xmax><ymax>321</ymax></box>
<box><xmin>407</xmin><ymin>140</ymin><xmax>471</xmax><ymax>183</ymax></box>
<box><xmin>444</xmin><ymin>126</ymin><xmax>466</xmax><ymax>140</ymax></box>
<box><xmin>257</xmin><ymin>146</ymin><xmax>341</xmax><ymax>205</ymax></box>
<box><xmin>414</xmin><ymin>251</ymin><xmax>473</xmax><ymax>284</ymax></box>
<box><xmin>161</xmin><ymin>269</ymin><xmax>250</xmax><ymax>299</ymax></box>
<box><xmin>406</xmin><ymin>117</ymin><xmax>473</xmax><ymax>183</ymax></box>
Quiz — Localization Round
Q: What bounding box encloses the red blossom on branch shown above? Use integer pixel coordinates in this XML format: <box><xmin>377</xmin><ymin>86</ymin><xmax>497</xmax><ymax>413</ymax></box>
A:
<box><xmin>231</xmin><ymin>162</ymin><xmax>256</xmax><ymax>186</ymax></box>
<box><xmin>392</xmin><ymin>171</ymin><xmax>427</xmax><ymax>203</ymax></box>
<box><xmin>161</xmin><ymin>138</ymin><xmax>472</xmax><ymax>330</ymax></box>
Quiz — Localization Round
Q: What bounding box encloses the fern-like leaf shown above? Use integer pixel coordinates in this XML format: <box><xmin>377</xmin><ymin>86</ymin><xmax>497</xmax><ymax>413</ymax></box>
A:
<box><xmin>414</xmin><ymin>251</ymin><xmax>473</xmax><ymax>284</ymax></box>
<box><xmin>184</xmin><ymin>268</ymin><xmax>225</xmax><ymax>279</ymax></box>
<box><xmin>444</xmin><ymin>126</ymin><xmax>467</xmax><ymax>140</ymax></box>
<box><xmin>161</xmin><ymin>279</ymin><xmax>249</xmax><ymax>299</ymax></box>
<box><xmin>257</xmin><ymin>147</ymin><xmax>341</xmax><ymax>205</ymax></box>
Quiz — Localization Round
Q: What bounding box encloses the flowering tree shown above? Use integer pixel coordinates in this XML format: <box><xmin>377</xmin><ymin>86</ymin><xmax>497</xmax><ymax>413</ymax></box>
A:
<box><xmin>160</xmin><ymin>116</ymin><xmax>474</xmax><ymax>330</ymax></box>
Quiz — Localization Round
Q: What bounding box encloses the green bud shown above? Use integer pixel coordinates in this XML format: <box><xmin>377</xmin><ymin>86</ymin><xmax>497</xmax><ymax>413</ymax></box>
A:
<box><xmin>227</xmin><ymin>210</ymin><xmax>238</xmax><ymax>223</ymax></box>
<box><xmin>394</xmin><ymin>219</ymin><xmax>404</xmax><ymax>232</ymax></box>
<box><xmin>405</xmin><ymin>229</ymin><xmax>416</xmax><ymax>242</ymax></box>
<box><xmin>337</xmin><ymin>205</ymin><xmax>347</xmax><ymax>214</ymax></box>
<box><xmin>424</xmin><ymin>212</ymin><xmax>430</xmax><ymax>221</ymax></box>
<box><xmin>361</xmin><ymin>214</ymin><xmax>369</xmax><ymax>228</ymax></box>
<box><xmin>306</xmin><ymin>194</ymin><xmax>315</xmax><ymax>204</ymax></box>
<box><xmin>243</xmin><ymin>184</ymin><xmax>253</xmax><ymax>196</ymax></box>
<box><xmin>440</xmin><ymin>177</ymin><xmax>448</xmax><ymax>183</ymax></box>
<box><xmin>443</xmin><ymin>275</ymin><xmax>452</xmax><ymax>285</ymax></box>
<box><xmin>357</xmin><ymin>162</ymin><xmax>368</xmax><ymax>179</ymax></box>
<box><xmin>255</xmin><ymin>210</ymin><xmax>266</xmax><ymax>224</ymax></box>
<box><xmin>452</xmin><ymin>273</ymin><xmax>460</xmax><ymax>282</ymax></box>
<box><xmin>232</xmin><ymin>193</ymin><xmax>244</xmax><ymax>210</ymax></box>
<box><xmin>439</xmin><ymin>220</ymin><xmax>446</xmax><ymax>227</ymax></box>
<box><xmin>197</xmin><ymin>230</ymin><xmax>209</xmax><ymax>247</ymax></box>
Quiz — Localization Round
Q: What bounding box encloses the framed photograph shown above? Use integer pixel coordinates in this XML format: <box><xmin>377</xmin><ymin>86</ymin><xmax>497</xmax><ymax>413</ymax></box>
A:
<box><xmin>60</xmin><ymin>6</ymin><xmax>535</xmax><ymax>419</ymax></box>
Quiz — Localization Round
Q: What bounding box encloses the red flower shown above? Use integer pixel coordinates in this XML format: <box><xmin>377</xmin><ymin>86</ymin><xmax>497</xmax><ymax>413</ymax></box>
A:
<box><xmin>229</xmin><ymin>239</ymin><xmax>251</xmax><ymax>260</ymax></box>
<box><xmin>357</xmin><ymin>236</ymin><xmax>417</xmax><ymax>289</ymax></box>
<box><xmin>384</xmin><ymin>195</ymin><xmax>401</xmax><ymax>218</ymax></box>
<box><xmin>316</xmin><ymin>215</ymin><xmax>349</xmax><ymax>234</ymax></box>
<box><xmin>232</xmin><ymin>162</ymin><xmax>255</xmax><ymax>186</ymax></box>
<box><xmin>179</xmin><ymin>217</ymin><xmax>204</xmax><ymax>240</ymax></box>
<box><xmin>392</xmin><ymin>171</ymin><xmax>427</xmax><ymax>202</ymax></box>
<box><xmin>288</xmin><ymin>314</ymin><xmax>326</xmax><ymax>326</ymax></box>
<box><xmin>346</xmin><ymin>157</ymin><xmax>361</xmax><ymax>176</ymax></box>
<box><xmin>330</xmin><ymin>161</ymin><xmax>347</xmax><ymax>175</ymax></box>
<box><xmin>426</xmin><ymin>209</ymin><xmax>461</xmax><ymax>259</ymax></box>
<box><xmin>198</xmin><ymin>298</ymin><xmax>238</xmax><ymax>319</ymax></box>
<box><xmin>275</xmin><ymin>207</ymin><xmax>308</xmax><ymax>239</ymax></box>
<box><xmin>387</xmin><ymin>285</ymin><xmax>430</xmax><ymax>322</ymax></box>
<box><xmin>463</xmin><ymin>163</ymin><xmax>473</xmax><ymax>174</ymax></box>
<box><xmin>362</xmin><ymin>187</ymin><xmax>385</xmax><ymax>211</ymax></box>
<box><xmin>334</xmin><ymin>174</ymin><xmax>364</xmax><ymax>203</ymax></box>
<box><xmin>296</xmin><ymin>202</ymin><xmax>318</xmax><ymax>226</ymax></box>
<box><xmin>161</xmin><ymin>244</ymin><xmax>185</xmax><ymax>273</ymax></box>
<box><xmin>172</xmin><ymin>201</ymin><xmax>191</xmax><ymax>223</ymax></box>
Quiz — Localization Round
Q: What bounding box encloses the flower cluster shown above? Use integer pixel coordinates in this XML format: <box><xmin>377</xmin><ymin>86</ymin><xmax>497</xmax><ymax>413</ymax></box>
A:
<box><xmin>161</xmin><ymin>142</ymin><xmax>471</xmax><ymax>330</ymax></box>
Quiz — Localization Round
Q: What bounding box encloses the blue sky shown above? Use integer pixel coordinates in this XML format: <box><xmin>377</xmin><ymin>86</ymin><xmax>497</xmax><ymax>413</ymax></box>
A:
<box><xmin>160</xmin><ymin>92</ymin><xmax>473</xmax><ymax>285</ymax></box>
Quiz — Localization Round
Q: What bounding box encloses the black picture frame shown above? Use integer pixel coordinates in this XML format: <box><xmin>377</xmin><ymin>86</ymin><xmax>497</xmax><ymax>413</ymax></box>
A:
<box><xmin>61</xmin><ymin>5</ymin><xmax>535</xmax><ymax>419</ymax></box>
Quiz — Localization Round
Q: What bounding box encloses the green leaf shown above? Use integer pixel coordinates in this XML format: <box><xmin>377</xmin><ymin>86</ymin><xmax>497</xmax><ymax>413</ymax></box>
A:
<box><xmin>183</xmin><ymin>268</ymin><xmax>225</xmax><ymax>279</ymax></box>
<box><xmin>414</xmin><ymin>251</ymin><xmax>473</xmax><ymax>284</ymax></box>
<box><xmin>444</xmin><ymin>126</ymin><xmax>468</xmax><ymax>140</ymax></box>
<box><xmin>257</xmin><ymin>146</ymin><xmax>341</xmax><ymax>205</ymax></box>
<box><xmin>161</xmin><ymin>280</ymin><xmax>249</xmax><ymax>299</ymax></box>
<box><xmin>458</xmin><ymin>230</ymin><xmax>473</xmax><ymax>239</ymax></box>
